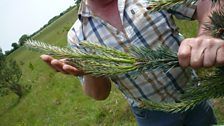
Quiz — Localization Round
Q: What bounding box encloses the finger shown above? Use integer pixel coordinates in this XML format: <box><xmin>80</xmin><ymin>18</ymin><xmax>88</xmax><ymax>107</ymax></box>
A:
<box><xmin>40</xmin><ymin>54</ymin><xmax>54</xmax><ymax>64</ymax></box>
<box><xmin>190</xmin><ymin>47</ymin><xmax>204</xmax><ymax>68</ymax></box>
<box><xmin>62</xmin><ymin>65</ymin><xmax>85</xmax><ymax>76</ymax></box>
<box><xmin>51</xmin><ymin>59</ymin><xmax>69</xmax><ymax>74</ymax></box>
<box><xmin>189</xmin><ymin>38</ymin><xmax>205</xmax><ymax>68</ymax></box>
<box><xmin>203</xmin><ymin>48</ymin><xmax>216</xmax><ymax>67</ymax></box>
<box><xmin>203</xmin><ymin>41</ymin><xmax>218</xmax><ymax>67</ymax></box>
<box><xmin>40</xmin><ymin>55</ymin><xmax>60</xmax><ymax>71</ymax></box>
<box><xmin>216</xmin><ymin>46</ymin><xmax>224</xmax><ymax>65</ymax></box>
<box><xmin>178</xmin><ymin>43</ymin><xmax>191</xmax><ymax>67</ymax></box>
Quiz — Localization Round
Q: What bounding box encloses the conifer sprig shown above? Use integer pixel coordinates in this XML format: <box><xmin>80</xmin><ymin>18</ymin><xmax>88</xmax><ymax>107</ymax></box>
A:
<box><xmin>143</xmin><ymin>70</ymin><xmax>224</xmax><ymax>112</ymax></box>
<box><xmin>147</xmin><ymin>0</ymin><xmax>220</xmax><ymax>12</ymax></box>
<box><xmin>143</xmin><ymin>99</ymin><xmax>199</xmax><ymax>112</ymax></box>
<box><xmin>25</xmin><ymin>40</ymin><xmax>179</xmax><ymax>77</ymax></box>
<box><xmin>204</xmin><ymin>8</ymin><xmax>224</xmax><ymax>39</ymax></box>
<box><xmin>130</xmin><ymin>46</ymin><xmax>179</xmax><ymax>72</ymax></box>
<box><xmin>147</xmin><ymin>0</ymin><xmax>197</xmax><ymax>12</ymax></box>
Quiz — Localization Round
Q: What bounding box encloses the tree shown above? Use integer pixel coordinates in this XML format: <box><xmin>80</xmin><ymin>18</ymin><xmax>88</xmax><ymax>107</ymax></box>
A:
<box><xmin>75</xmin><ymin>0</ymin><xmax>81</xmax><ymax>6</ymax></box>
<box><xmin>3</xmin><ymin>43</ymin><xmax>20</xmax><ymax>56</ymax></box>
<box><xmin>11</xmin><ymin>42</ymin><xmax>19</xmax><ymax>50</ymax></box>
<box><xmin>18</xmin><ymin>34</ymin><xmax>30</xmax><ymax>46</ymax></box>
<box><xmin>0</xmin><ymin>48</ymin><xmax>6</xmax><ymax>68</ymax></box>
<box><xmin>0</xmin><ymin>49</ymin><xmax>27</xmax><ymax>98</ymax></box>
<box><xmin>75</xmin><ymin>0</ymin><xmax>81</xmax><ymax>4</ymax></box>
<box><xmin>4</xmin><ymin>50</ymin><xmax>12</xmax><ymax>56</ymax></box>
<box><xmin>0</xmin><ymin>48</ymin><xmax>4</xmax><ymax>57</ymax></box>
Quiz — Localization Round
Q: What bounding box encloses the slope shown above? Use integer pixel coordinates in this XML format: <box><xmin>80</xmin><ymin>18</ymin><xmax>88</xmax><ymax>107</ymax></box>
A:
<box><xmin>0</xmin><ymin>6</ymin><xmax>135</xmax><ymax>126</ymax></box>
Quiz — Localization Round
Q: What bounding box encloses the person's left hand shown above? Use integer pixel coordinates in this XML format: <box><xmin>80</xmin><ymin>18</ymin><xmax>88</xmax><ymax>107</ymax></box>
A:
<box><xmin>178</xmin><ymin>36</ymin><xmax>224</xmax><ymax>68</ymax></box>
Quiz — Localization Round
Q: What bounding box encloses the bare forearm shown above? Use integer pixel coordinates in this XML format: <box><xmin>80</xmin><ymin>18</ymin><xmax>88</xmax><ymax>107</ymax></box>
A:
<box><xmin>83</xmin><ymin>75</ymin><xmax>111</xmax><ymax>100</ymax></box>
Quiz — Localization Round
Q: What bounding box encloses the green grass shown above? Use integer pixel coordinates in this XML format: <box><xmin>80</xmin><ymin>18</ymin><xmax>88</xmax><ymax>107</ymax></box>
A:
<box><xmin>0</xmin><ymin>7</ymin><xmax>223</xmax><ymax>126</ymax></box>
<box><xmin>0</xmin><ymin>6</ymin><xmax>136</xmax><ymax>126</ymax></box>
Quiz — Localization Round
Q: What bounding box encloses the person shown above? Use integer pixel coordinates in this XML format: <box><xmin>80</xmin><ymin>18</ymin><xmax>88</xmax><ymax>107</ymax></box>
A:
<box><xmin>41</xmin><ymin>0</ymin><xmax>224</xmax><ymax>125</ymax></box>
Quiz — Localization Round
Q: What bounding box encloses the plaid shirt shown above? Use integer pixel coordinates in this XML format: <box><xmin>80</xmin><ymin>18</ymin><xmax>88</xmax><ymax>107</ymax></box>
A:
<box><xmin>67</xmin><ymin>0</ymin><xmax>197</xmax><ymax>107</ymax></box>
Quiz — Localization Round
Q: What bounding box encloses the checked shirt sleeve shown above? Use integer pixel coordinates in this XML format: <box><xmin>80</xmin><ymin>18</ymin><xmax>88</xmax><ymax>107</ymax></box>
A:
<box><xmin>67</xmin><ymin>19</ymin><xmax>85</xmax><ymax>85</ymax></box>
<box><xmin>67</xmin><ymin>19</ymin><xmax>83</xmax><ymax>48</ymax></box>
<box><xmin>168</xmin><ymin>1</ymin><xmax>198</xmax><ymax>20</ymax></box>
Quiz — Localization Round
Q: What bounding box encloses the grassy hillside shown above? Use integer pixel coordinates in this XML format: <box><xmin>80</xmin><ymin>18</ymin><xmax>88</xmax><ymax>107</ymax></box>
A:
<box><xmin>0</xmin><ymin>6</ymin><xmax>135</xmax><ymax>126</ymax></box>
<box><xmin>0</xmin><ymin>6</ymin><xmax>223</xmax><ymax>126</ymax></box>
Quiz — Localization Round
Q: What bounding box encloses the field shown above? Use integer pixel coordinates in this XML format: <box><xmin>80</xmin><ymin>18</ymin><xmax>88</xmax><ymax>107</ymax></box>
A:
<box><xmin>0</xmin><ymin>6</ymin><xmax>223</xmax><ymax>126</ymax></box>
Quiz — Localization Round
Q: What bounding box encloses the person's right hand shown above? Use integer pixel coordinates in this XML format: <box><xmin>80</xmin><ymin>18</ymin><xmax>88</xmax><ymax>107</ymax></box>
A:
<box><xmin>40</xmin><ymin>54</ymin><xmax>85</xmax><ymax>76</ymax></box>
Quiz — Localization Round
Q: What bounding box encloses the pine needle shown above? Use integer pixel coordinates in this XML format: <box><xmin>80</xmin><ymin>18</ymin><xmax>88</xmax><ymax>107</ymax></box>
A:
<box><xmin>143</xmin><ymin>69</ymin><xmax>224</xmax><ymax>112</ymax></box>
<box><xmin>147</xmin><ymin>0</ymin><xmax>220</xmax><ymax>12</ymax></box>
<box><xmin>25</xmin><ymin>40</ymin><xmax>179</xmax><ymax>77</ymax></box>
<box><xmin>204</xmin><ymin>8</ymin><xmax>224</xmax><ymax>39</ymax></box>
<box><xmin>147</xmin><ymin>0</ymin><xmax>197</xmax><ymax>12</ymax></box>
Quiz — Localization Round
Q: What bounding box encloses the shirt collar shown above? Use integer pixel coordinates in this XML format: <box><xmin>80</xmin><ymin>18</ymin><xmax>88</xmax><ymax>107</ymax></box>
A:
<box><xmin>77</xmin><ymin>0</ymin><xmax>92</xmax><ymax>19</ymax></box>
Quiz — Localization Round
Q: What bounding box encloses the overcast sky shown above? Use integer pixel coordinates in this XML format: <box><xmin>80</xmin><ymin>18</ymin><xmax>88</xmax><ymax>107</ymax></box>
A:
<box><xmin>0</xmin><ymin>0</ymin><xmax>75</xmax><ymax>53</ymax></box>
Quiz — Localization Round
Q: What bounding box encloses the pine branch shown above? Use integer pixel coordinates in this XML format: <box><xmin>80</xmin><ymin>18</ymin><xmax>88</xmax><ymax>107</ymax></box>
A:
<box><xmin>147</xmin><ymin>0</ymin><xmax>220</xmax><ymax>12</ymax></box>
<box><xmin>143</xmin><ymin>99</ymin><xmax>199</xmax><ymax>113</ymax></box>
<box><xmin>147</xmin><ymin>0</ymin><xmax>197</xmax><ymax>12</ymax></box>
<box><xmin>25</xmin><ymin>40</ymin><xmax>178</xmax><ymax>77</ymax></box>
<box><xmin>204</xmin><ymin>8</ymin><xmax>224</xmax><ymax>39</ymax></box>
<box><xmin>143</xmin><ymin>71</ymin><xmax>224</xmax><ymax>112</ymax></box>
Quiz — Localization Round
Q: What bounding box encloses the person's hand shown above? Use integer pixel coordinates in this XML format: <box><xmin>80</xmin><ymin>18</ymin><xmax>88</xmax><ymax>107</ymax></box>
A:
<box><xmin>40</xmin><ymin>54</ymin><xmax>85</xmax><ymax>76</ymax></box>
<box><xmin>178</xmin><ymin>36</ymin><xmax>224</xmax><ymax>68</ymax></box>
